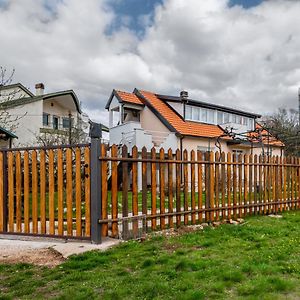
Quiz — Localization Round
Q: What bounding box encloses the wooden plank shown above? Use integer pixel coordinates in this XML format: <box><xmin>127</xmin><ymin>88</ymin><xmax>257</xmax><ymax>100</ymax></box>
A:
<box><xmin>40</xmin><ymin>150</ymin><xmax>46</xmax><ymax>234</ymax></box>
<box><xmin>151</xmin><ymin>147</ymin><xmax>157</xmax><ymax>230</ymax></box>
<box><xmin>101</xmin><ymin>145</ymin><xmax>107</xmax><ymax>237</ymax></box>
<box><xmin>57</xmin><ymin>149</ymin><xmax>64</xmax><ymax>236</ymax></box>
<box><xmin>215</xmin><ymin>152</ymin><xmax>220</xmax><ymax>220</ymax></box>
<box><xmin>205</xmin><ymin>151</ymin><xmax>210</xmax><ymax>222</ymax></box>
<box><xmin>167</xmin><ymin>148</ymin><xmax>173</xmax><ymax>228</ymax></box>
<box><xmin>23</xmin><ymin>151</ymin><xmax>29</xmax><ymax>233</ymax></box>
<box><xmin>84</xmin><ymin>147</ymin><xmax>91</xmax><ymax>237</ymax></box>
<box><xmin>270</xmin><ymin>155</ymin><xmax>274</xmax><ymax>213</ymax></box>
<box><xmin>221</xmin><ymin>152</ymin><xmax>226</xmax><ymax>220</ymax></box>
<box><xmin>248</xmin><ymin>154</ymin><xmax>253</xmax><ymax>216</ymax></box>
<box><xmin>121</xmin><ymin>145</ymin><xmax>129</xmax><ymax>238</ymax></box>
<box><xmin>111</xmin><ymin>145</ymin><xmax>118</xmax><ymax>237</ymax></box>
<box><xmin>197</xmin><ymin>151</ymin><xmax>203</xmax><ymax>223</ymax></box>
<box><xmin>66</xmin><ymin>148</ymin><xmax>73</xmax><ymax>236</ymax></box>
<box><xmin>238</xmin><ymin>154</ymin><xmax>242</xmax><ymax>218</ymax></box>
<box><xmin>291</xmin><ymin>157</ymin><xmax>294</xmax><ymax>210</ymax></box>
<box><xmin>0</xmin><ymin>152</ymin><xmax>3</xmax><ymax>232</ymax></box>
<box><xmin>7</xmin><ymin>152</ymin><xmax>14</xmax><ymax>232</ymax></box>
<box><xmin>244</xmin><ymin>154</ymin><xmax>248</xmax><ymax>217</ymax></box>
<box><xmin>232</xmin><ymin>153</ymin><xmax>237</xmax><ymax>220</ymax></box>
<box><xmin>75</xmin><ymin>147</ymin><xmax>82</xmax><ymax>237</ymax></box>
<box><xmin>279</xmin><ymin>156</ymin><xmax>283</xmax><ymax>212</ymax></box>
<box><xmin>209</xmin><ymin>151</ymin><xmax>214</xmax><ymax>222</ymax></box>
<box><xmin>141</xmin><ymin>147</ymin><xmax>148</xmax><ymax>230</ymax></box>
<box><xmin>175</xmin><ymin>149</ymin><xmax>181</xmax><ymax>227</ymax></box>
<box><xmin>132</xmin><ymin>146</ymin><xmax>139</xmax><ymax>235</ymax></box>
<box><xmin>191</xmin><ymin>150</ymin><xmax>196</xmax><ymax>224</ymax></box>
<box><xmin>227</xmin><ymin>153</ymin><xmax>232</xmax><ymax>220</ymax></box>
<box><xmin>32</xmin><ymin>151</ymin><xmax>38</xmax><ymax>234</ymax></box>
<box><xmin>15</xmin><ymin>151</ymin><xmax>21</xmax><ymax>232</ymax></box>
<box><xmin>263</xmin><ymin>156</ymin><xmax>268</xmax><ymax>214</ymax></box>
<box><xmin>183</xmin><ymin>150</ymin><xmax>188</xmax><ymax>225</ymax></box>
<box><xmin>159</xmin><ymin>148</ymin><xmax>166</xmax><ymax>229</ymax></box>
<box><xmin>254</xmin><ymin>155</ymin><xmax>258</xmax><ymax>215</ymax></box>
<box><xmin>48</xmin><ymin>149</ymin><xmax>55</xmax><ymax>235</ymax></box>
<box><xmin>298</xmin><ymin>157</ymin><xmax>300</xmax><ymax>210</ymax></box>
<box><xmin>274</xmin><ymin>156</ymin><xmax>279</xmax><ymax>214</ymax></box>
<box><xmin>258</xmin><ymin>155</ymin><xmax>262</xmax><ymax>214</ymax></box>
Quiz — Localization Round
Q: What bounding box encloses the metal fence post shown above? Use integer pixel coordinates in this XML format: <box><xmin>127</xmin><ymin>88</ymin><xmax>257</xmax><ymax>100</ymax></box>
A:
<box><xmin>90</xmin><ymin>135</ymin><xmax>102</xmax><ymax>244</ymax></box>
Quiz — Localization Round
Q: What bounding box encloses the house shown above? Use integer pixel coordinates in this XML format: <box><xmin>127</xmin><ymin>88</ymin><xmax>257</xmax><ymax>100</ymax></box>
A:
<box><xmin>0</xmin><ymin>83</ymin><xmax>85</xmax><ymax>147</ymax></box>
<box><xmin>0</xmin><ymin>126</ymin><xmax>18</xmax><ymax>149</ymax></box>
<box><xmin>106</xmin><ymin>88</ymin><xmax>284</xmax><ymax>157</ymax></box>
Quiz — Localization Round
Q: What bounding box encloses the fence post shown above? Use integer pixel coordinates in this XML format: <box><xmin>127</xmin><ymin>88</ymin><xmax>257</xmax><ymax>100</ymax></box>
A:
<box><xmin>90</xmin><ymin>122</ymin><xmax>103</xmax><ymax>243</ymax></box>
<box><xmin>1</xmin><ymin>150</ymin><xmax>8</xmax><ymax>232</ymax></box>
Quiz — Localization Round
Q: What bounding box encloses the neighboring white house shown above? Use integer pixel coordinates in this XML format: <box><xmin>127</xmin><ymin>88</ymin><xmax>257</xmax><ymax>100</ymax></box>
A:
<box><xmin>0</xmin><ymin>83</ymin><xmax>85</xmax><ymax>147</ymax></box>
<box><xmin>106</xmin><ymin>88</ymin><xmax>284</xmax><ymax>157</ymax></box>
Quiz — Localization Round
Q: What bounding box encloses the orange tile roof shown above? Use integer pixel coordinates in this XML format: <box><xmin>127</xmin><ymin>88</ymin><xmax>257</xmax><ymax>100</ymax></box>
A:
<box><xmin>137</xmin><ymin>90</ymin><xmax>224</xmax><ymax>138</ymax></box>
<box><xmin>248</xmin><ymin>123</ymin><xmax>284</xmax><ymax>147</ymax></box>
<box><xmin>115</xmin><ymin>90</ymin><xmax>143</xmax><ymax>106</ymax></box>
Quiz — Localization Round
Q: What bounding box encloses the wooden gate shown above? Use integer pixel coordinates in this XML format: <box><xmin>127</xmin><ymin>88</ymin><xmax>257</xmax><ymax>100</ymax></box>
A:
<box><xmin>0</xmin><ymin>144</ymin><xmax>91</xmax><ymax>239</ymax></box>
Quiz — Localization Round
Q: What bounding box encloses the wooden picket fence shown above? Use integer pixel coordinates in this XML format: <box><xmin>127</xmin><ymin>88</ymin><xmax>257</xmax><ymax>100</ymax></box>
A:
<box><xmin>0</xmin><ymin>144</ymin><xmax>91</xmax><ymax>239</ymax></box>
<box><xmin>100</xmin><ymin>144</ymin><xmax>300</xmax><ymax>239</ymax></box>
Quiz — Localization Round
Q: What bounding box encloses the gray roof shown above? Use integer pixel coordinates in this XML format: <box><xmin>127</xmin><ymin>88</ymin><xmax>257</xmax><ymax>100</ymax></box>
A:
<box><xmin>0</xmin><ymin>126</ymin><xmax>18</xmax><ymax>139</ymax></box>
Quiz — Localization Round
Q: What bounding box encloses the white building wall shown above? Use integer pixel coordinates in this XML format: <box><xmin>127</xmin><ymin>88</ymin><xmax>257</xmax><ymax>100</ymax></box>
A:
<box><xmin>0</xmin><ymin>87</ymin><xmax>32</xmax><ymax>102</ymax></box>
<box><xmin>9</xmin><ymin>101</ymin><xmax>43</xmax><ymax>147</ymax></box>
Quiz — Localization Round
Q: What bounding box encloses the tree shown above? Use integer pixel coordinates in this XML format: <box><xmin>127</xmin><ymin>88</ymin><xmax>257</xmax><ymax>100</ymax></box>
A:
<box><xmin>264</xmin><ymin>108</ymin><xmax>299</xmax><ymax>156</ymax></box>
<box><xmin>0</xmin><ymin>67</ymin><xmax>26</xmax><ymax>132</ymax></box>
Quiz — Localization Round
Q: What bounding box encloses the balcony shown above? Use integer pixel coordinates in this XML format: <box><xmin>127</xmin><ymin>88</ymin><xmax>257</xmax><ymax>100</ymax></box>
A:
<box><xmin>109</xmin><ymin>121</ymin><xmax>178</xmax><ymax>152</ymax></box>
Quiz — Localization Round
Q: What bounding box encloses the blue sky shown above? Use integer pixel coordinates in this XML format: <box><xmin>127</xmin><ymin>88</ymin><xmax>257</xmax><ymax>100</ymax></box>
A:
<box><xmin>109</xmin><ymin>0</ymin><xmax>264</xmax><ymax>33</ymax></box>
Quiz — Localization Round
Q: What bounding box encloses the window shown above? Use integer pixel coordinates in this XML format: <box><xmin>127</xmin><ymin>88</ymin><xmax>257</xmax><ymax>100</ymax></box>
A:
<box><xmin>224</xmin><ymin>112</ymin><xmax>230</xmax><ymax>123</ymax></box>
<box><xmin>232</xmin><ymin>149</ymin><xmax>243</xmax><ymax>160</ymax></box>
<box><xmin>43</xmin><ymin>113</ymin><xmax>49</xmax><ymax>126</ymax></box>
<box><xmin>231</xmin><ymin>114</ymin><xmax>236</xmax><ymax>123</ymax></box>
<box><xmin>207</xmin><ymin>109</ymin><xmax>215</xmax><ymax>123</ymax></box>
<box><xmin>192</xmin><ymin>107</ymin><xmax>200</xmax><ymax>121</ymax></box>
<box><xmin>185</xmin><ymin>105</ymin><xmax>192</xmax><ymax>119</ymax></box>
<box><xmin>201</xmin><ymin>108</ymin><xmax>207</xmax><ymax>122</ymax></box>
<box><xmin>217</xmin><ymin>111</ymin><xmax>223</xmax><ymax>124</ymax></box>
<box><xmin>53</xmin><ymin>116</ymin><xmax>59</xmax><ymax>130</ymax></box>
<box><xmin>242</xmin><ymin>117</ymin><xmax>248</xmax><ymax>126</ymax></box>
<box><xmin>62</xmin><ymin>117</ymin><xmax>71</xmax><ymax>129</ymax></box>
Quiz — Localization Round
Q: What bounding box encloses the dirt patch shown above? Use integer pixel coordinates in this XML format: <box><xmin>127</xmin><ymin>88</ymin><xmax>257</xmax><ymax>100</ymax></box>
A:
<box><xmin>0</xmin><ymin>247</ymin><xmax>65</xmax><ymax>267</ymax></box>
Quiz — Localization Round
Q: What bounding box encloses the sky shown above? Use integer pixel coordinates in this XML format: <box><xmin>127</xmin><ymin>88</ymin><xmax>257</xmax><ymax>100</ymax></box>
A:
<box><xmin>0</xmin><ymin>0</ymin><xmax>300</xmax><ymax>124</ymax></box>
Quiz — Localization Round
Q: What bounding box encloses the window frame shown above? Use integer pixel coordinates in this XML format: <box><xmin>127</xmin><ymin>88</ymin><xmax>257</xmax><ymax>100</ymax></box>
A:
<box><xmin>53</xmin><ymin>115</ymin><xmax>59</xmax><ymax>130</ymax></box>
<box><xmin>43</xmin><ymin>113</ymin><xmax>49</xmax><ymax>126</ymax></box>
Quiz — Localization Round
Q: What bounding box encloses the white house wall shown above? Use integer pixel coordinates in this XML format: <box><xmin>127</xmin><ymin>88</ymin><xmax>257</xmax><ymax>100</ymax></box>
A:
<box><xmin>0</xmin><ymin>87</ymin><xmax>32</xmax><ymax>102</ymax></box>
<box><xmin>9</xmin><ymin>101</ymin><xmax>43</xmax><ymax>147</ymax></box>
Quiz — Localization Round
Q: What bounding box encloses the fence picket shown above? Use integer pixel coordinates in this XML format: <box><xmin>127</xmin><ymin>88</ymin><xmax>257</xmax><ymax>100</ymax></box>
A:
<box><xmin>168</xmin><ymin>148</ymin><xmax>173</xmax><ymax>228</ymax></box>
<box><xmin>49</xmin><ymin>149</ymin><xmax>55</xmax><ymax>235</ymax></box>
<box><xmin>122</xmin><ymin>145</ymin><xmax>129</xmax><ymax>238</ymax></box>
<box><xmin>244</xmin><ymin>154</ymin><xmax>248</xmax><ymax>217</ymax></box>
<box><xmin>8</xmin><ymin>152</ymin><xmax>14</xmax><ymax>232</ymax></box>
<box><xmin>232</xmin><ymin>153</ymin><xmax>237</xmax><ymax>220</ymax></box>
<box><xmin>151</xmin><ymin>147</ymin><xmax>157</xmax><ymax>230</ymax></box>
<box><xmin>132</xmin><ymin>146</ymin><xmax>139</xmax><ymax>236</ymax></box>
<box><xmin>159</xmin><ymin>148</ymin><xmax>166</xmax><ymax>229</ymax></box>
<box><xmin>15</xmin><ymin>152</ymin><xmax>21</xmax><ymax>232</ymax></box>
<box><xmin>66</xmin><ymin>148</ymin><xmax>73</xmax><ymax>236</ymax></box>
<box><xmin>191</xmin><ymin>150</ymin><xmax>196</xmax><ymax>224</ymax></box>
<box><xmin>176</xmin><ymin>149</ymin><xmax>181</xmax><ymax>227</ymax></box>
<box><xmin>227</xmin><ymin>153</ymin><xmax>232</xmax><ymax>220</ymax></box>
<box><xmin>215</xmin><ymin>152</ymin><xmax>220</xmax><ymax>220</ymax></box>
<box><xmin>141</xmin><ymin>147</ymin><xmax>148</xmax><ymax>230</ymax></box>
<box><xmin>197</xmin><ymin>151</ymin><xmax>203</xmax><ymax>223</ymax></box>
<box><xmin>75</xmin><ymin>147</ymin><xmax>82</xmax><ymax>237</ymax></box>
<box><xmin>23</xmin><ymin>151</ymin><xmax>29</xmax><ymax>233</ymax></box>
<box><xmin>254</xmin><ymin>155</ymin><xmax>258</xmax><ymax>215</ymax></box>
<box><xmin>40</xmin><ymin>150</ymin><xmax>46</xmax><ymax>234</ymax></box>
<box><xmin>84</xmin><ymin>147</ymin><xmax>91</xmax><ymax>237</ymax></box>
<box><xmin>0</xmin><ymin>152</ymin><xmax>3</xmax><ymax>232</ymax></box>
<box><xmin>101</xmin><ymin>144</ymin><xmax>107</xmax><ymax>237</ymax></box>
<box><xmin>221</xmin><ymin>152</ymin><xmax>225</xmax><ymax>219</ymax></box>
<box><xmin>249</xmin><ymin>154</ymin><xmax>253</xmax><ymax>216</ymax></box>
<box><xmin>238</xmin><ymin>154</ymin><xmax>243</xmax><ymax>218</ymax></box>
<box><xmin>183</xmin><ymin>150</ymin><xmax>189</xmax><ymax>225</ymax></box>
<box><xmin>32</xmin><ymin>151</ymin><xmax>38</xmax><ymax>234</ymax></box>
<box><xmin>111</xmin><ymin>144</ymin><xmax>118</xmax><ymax>237</ymax></box>
<box><xmin>57</xmin><ymin>149</ymin><xmax>64</xmax><ymax>236</ymax></box>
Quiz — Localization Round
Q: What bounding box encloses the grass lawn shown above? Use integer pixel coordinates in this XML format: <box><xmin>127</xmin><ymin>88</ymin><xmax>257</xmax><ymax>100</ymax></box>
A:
<box><xmin>0</xmin><ymin>211</ymin><xmax>299</xmax><ymax>299</ymax></box>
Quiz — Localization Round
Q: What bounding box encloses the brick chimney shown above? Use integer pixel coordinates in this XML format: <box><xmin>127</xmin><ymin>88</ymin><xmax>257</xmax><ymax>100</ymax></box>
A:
<box><xmin>35</xmin><ymin>83</ymin><xmax>44</xmax><ymax>96</ymax></box>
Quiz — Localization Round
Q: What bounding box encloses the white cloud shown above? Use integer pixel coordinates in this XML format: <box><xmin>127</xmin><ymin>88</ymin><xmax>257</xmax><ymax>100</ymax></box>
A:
<box><xmin>1</xmin><ymin>0</ymin><xmax>300</xmax><ymax>125</ymax></box>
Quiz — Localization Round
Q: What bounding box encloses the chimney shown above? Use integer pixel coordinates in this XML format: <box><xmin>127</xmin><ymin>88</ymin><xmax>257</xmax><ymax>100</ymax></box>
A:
<box><xmin>35</xmin><ymin>83</ymin><xmax>45</xmax><ymax>96</ymax></box>
<box><xmin>180</xmin><ymin>90</ymin><xmax>188</xmax><ymax>101</ymax></box>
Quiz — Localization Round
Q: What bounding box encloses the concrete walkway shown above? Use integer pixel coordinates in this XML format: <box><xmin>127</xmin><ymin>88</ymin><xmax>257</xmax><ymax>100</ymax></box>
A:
<box><xmin>0</xmin><ymin>235</ymin><xmax>121</xmax><ymax>266</ymax></box>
